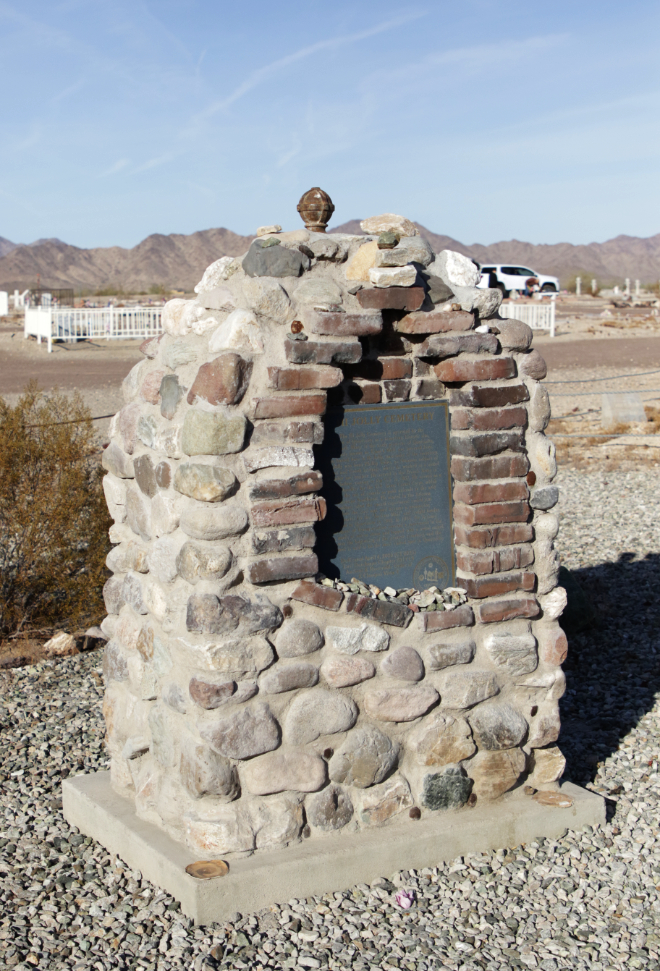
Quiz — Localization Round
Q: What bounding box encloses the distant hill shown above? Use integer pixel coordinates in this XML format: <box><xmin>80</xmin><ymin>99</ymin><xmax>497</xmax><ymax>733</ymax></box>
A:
<box><xmin>0</xmin><ymin>223</ymin><xmax>658</xmax><ymax>292</ymax></box>
<box><xmin>0</xmin><ymin>237</ymin><xmax>16</xmax><ymax>258</ymax></box>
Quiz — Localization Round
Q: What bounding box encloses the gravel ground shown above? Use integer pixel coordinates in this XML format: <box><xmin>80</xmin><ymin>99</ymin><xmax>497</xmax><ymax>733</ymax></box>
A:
<box><xmin>2</xmin><ymin>468</ymin><xmax>660</xmax><ymax>971</ymax></box>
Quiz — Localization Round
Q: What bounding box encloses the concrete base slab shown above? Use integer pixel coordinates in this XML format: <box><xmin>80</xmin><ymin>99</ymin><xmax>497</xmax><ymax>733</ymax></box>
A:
<box><xmin>63</xmin><ymin>772</ymin><xmax>605</xmax><ymax>925</ymax></box>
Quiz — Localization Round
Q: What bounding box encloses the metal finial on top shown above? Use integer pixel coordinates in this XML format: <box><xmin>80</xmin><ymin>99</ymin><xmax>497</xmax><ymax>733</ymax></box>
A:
<box><xmin>297</xmin><ymin>187</ymin><xmax>335</xmax><ymax>233</ymax></box>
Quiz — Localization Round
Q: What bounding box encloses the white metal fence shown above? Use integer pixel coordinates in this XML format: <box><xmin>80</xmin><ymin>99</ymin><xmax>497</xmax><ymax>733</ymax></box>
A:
<box><xmin>500</xmin><ymin>299</ymin><xmax>556</xmax><ymax>337</ymax></box>
<box><xmin>24</xmin><ymin>306</ymin><xmax>163</xmax><ymax>352</ymax></box>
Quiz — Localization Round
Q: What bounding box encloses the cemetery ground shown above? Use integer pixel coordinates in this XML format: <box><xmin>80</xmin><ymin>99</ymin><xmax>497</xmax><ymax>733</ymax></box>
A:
<box><xmin>3</xmin><ymin>302</ymin><xmax>660</xmax><ymax>969</ymax></box>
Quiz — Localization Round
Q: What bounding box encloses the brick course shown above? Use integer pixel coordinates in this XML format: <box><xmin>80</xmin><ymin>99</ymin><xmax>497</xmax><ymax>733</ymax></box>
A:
<box><xmin>458</xmin><ymin>572</ymin><xmax>535</xmax><ymax>599</ymax></box>
<box><xmin>292</xmin><ymin>580</ymin><xmax>344</xmax><ymax>611</ymax></box>
<box><xmin>251</xmin><ymin>496</ymin><xmax>327</xmax><ymax>527</ymax></box>
<box><xmin>478</xmin><ymin>597</ymin><xmax>540</xmax><ymax>623</ymax></box>
<box><xmin>455</xmin><ymin>545</ymin><xmax>534</xmax><ymax>575</ymax></box>
<box><xmin>453</xmin><ymin>500</ymin><xmax>531</xmax><ymax>526</ymax></box>
<box><xmin>450</xmin><ymin>406</ymin><xmax>527</xmax><ymax>431</ymax></box>
<box><xmin>449</xmin><ymin>431</ymin><xmax>524</xmax><ymax>457</ymax></box>
<box><xmin>267</xmin><ymin>366</ymin><xmax>342</xmax><ymax>390</ymax></box>
<box><xmin>356</xmin><ymin>287</ymin><xmax>425</xmax><ymax>311</ymax></box>
<box><xmin>434</xmin><ymin>358</ymin><xmax>516</xmax><ymax>382</ymax></box>
<box><xmin>246</xmin><ymin>553</ymin><xmax>319</xmax><ymax>584</ymax></box>
<box><xmin>454</xmin><ymin>523</ymin><xmax>534</xmax><ymax>548</ymax></box>
<box><xmin>450</xmin><ymin>383</ymin><xmax>529</xmax><ymax>407</ymax></box>
<box><xmin>253</xmin><ymin>394</ymin><xmax>327</xmax><ymax>419</ymax></box>
<box><xmin>451</xmin><ymin>454</ymin><xmax>529</xmax><ymax>481</ymax></box>
<box><xmin>395</xmin><ymin>310</ymin><xmax>475</xmax><ymax>334</ymax></box>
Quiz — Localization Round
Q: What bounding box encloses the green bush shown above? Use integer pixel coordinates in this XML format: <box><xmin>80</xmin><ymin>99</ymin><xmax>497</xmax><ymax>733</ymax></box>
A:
<box><xmin>0</xmin><ymin>385</ymin><xmax>111</xmax><ymax>637</ymax></box>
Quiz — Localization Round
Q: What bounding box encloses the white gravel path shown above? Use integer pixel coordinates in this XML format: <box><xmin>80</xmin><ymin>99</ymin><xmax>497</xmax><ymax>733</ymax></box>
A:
<box><xmin>2</xmin><ymin>469</ymin><xmax>660</xmax><ymax>971</ymax></box>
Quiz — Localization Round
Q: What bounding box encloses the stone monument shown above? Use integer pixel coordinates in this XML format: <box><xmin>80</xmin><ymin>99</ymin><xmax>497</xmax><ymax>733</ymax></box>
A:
<box><xmin>64</xmin><ymin>192</ymin><xmax>604</xmax><ymax>919</ymax></box>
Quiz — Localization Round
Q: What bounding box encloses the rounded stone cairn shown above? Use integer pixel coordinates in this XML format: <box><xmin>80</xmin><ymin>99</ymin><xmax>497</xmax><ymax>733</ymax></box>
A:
<box><xmin>100</xmin><ymin>221</ymin><xmax>564</xmax><ymax>858</ymax></box>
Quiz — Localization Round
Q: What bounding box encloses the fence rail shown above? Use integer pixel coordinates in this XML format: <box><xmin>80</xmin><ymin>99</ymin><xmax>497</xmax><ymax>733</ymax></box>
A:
<box><xmin>500</xmin><ymin>300</ymin><xmax>556</xmax><ymax>337</ymax></box>
<box><xmin>24</xmin><ymin>306</ymin><xmax>163</xmax><ymax>352</ymax></box>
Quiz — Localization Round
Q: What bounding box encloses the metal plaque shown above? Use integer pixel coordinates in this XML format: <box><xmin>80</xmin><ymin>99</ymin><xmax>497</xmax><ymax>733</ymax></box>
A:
<box><xmin>315</xmin><ymin>400</ymin><xmax>455</xmax><ymax>590</ymax></box>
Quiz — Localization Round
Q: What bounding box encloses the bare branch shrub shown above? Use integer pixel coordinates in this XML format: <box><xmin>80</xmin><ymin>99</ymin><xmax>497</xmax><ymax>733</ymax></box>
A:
<box><xmin>0</xmin><ymin>384</ymin><xmax>111</xmax><ymax>637</ymax></box>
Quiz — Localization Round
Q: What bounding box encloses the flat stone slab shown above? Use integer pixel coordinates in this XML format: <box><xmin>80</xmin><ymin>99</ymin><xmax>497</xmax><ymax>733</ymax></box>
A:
<box><xmin>63</xmin><ymin>772</ymin><xmax>605</xmax><ymax>925</ymax></box>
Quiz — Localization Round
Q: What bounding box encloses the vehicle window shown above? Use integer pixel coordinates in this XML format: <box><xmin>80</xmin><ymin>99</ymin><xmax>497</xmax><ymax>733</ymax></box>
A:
<box><xmin>481</xmin><ymin>266</ymin><xmax>494</xmax><ymax>272</ymax></box>
<box><xmin>501</xmin><ymin>267</ymin><xmax>518</xmax><ymax>275</ymax></box>
<box><xmin>520</xmin><ymin>268</ymin><xmax>535</xmax><ymax>276</ymax></box>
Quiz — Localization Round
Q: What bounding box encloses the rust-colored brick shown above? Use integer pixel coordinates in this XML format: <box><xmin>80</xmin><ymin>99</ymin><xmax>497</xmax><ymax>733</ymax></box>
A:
<box><xmin>347</xmin><ymin>382</ymin><xmax>381</xmax><ymax>404</ymax></box>
<box><xmin>416</xmin><ymin>379</ymin><xmax>447</xmax><ymax>399</ymax></box>
<box><xmin>252</xmin><ymin>524</ymin><xmax>316</xmax><ymax>554</ymax></box>
<box><xmin>450</xmin><ymin>406</ymin><xmax>528</xmax><ymax>431</ymax></box>
<box><xmin>292</xmin><ymin>580</ymin><xmax>344</xmax><ymax>611</ymax></box>
<box><xmin>458</xmin><ymin>571</ymin><xmax>535</xmax><ymax>599</ymax></box>
<box><xmin>253</xmin><ymin>394</ymin><xmax>326</xmax><ymax>419</ymax></box>
<box><xmin>454</xmin><ymin>480</ymin><xmax>529</xmax><ymax>504</ymax></box>
<box><xmin>450</xmin><ymin>431</ymin><xmax>524</xmax><ymax>457</ymax></box>
<box><xmin>478</xmin><ymin>597</ymin><xmax>540</xmax><ymax>623</ymax></box>
<box><xmin>249</xmin><ymin>471</ymin><xmax>323</xmax><ymax>501</ymax></box>
<box><xmin>450</xmin><ymin>384</ymin><xmax>529</xmax><ymax>408</ymax></box>
<box><xmin>356</xmin><ymin>287</ymin><xmax>425</xmax><ymax>311</ymax></box>
<box><xmin>251</xmin><ymin>496</ymin><xmax>327</xmax><ymax>527</ymax></box>
<box><xmin>417</xmin><ymin>603</ymin><xmax>475</xmax><ymax>632</ymax></box>
<box><xmin>304</xmin><ymin>309</ymin><xmax>382</xmax><ymax>337</ymax></box>
<box><xmin>455</xmin><ymin>545</ymin><xmax>534</xmax><ymax>575</ymax></box>
<box><xmin>453</xmin><ymin>500</ymin><xmax>530</xmax><ymax>526</ymax></box>
<box><xmin>267</xmin><ymin>366</ymin><xmax>342</xmax><ymax>390</ymax></box>
<box><xmin>252</xmin><ymin>420</ymin><xmax>324</xmax><ymax>445</ymax></box>
<box><xmin>395</xmin><ymin>310</ymin><xmax>474</xmax><ymax>334</ymax></box>
<box><xmin>454</xmin><ymin>523</ymin><xmax>534</xmax><ymax>548</ymax></box>
<box><xmin>345</xmin><ymin>594</ymin><xmax>412</xmax><ymax>628</ymax></box>
<box><xmin>246</xmin><ymin>553</ymin><xmax>318</xmax><ymax>584</ymax></box>
<box><xmin>434</xmin><ymin>358</ymin><xmax>515</xmax><ymax>382</ymax></box>
<box><xmin>538</xmin><ymin>627</ymin><xmax>568</xmax><ymax>665</ymax></box>
<box><xmin>419</xmin><ymin>333</ymin><xmax>499</xmax><ymax>359</ymax></box>
<box><xmin>451</xmin><ymin>454</ymin><xmax>529</xmax><ymax>481</ymax></box>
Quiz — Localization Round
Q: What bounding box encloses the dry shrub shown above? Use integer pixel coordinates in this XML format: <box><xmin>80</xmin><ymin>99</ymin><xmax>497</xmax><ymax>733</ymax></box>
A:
<box><xmin>0</xmin><ymin>384</ymin><xmax>111</xmax><ymax>637</ymax></box>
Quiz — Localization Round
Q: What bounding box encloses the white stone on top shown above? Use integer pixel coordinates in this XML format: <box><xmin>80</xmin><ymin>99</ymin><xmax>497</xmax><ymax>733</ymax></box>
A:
<box><xmin>360</xmin><ymin>214</ymin><xmax>419</xmax><ymax>237</ymax></box>
<box><xmin>368</xmin><ymin>265</ymin><xmax>417</xmax><ymax>288</ymax></box>
<box><xmin>208</xmin><ymin>309</ymin><xmax>264</xmax><ymax>354</ymax></box>
<box><xmin>194</xmin><ymin>256</ymin><xmax>237</xmax><ymax>294</ymax></box>
<box><xmin>434</xmin><ymin>250</ymin><xmax>481</xmax><ymax>288</ymax></box>
<box><xmin>256</xmin><ymin>224</ymin><xmax>282</xmax><ymax>237</ymax></box>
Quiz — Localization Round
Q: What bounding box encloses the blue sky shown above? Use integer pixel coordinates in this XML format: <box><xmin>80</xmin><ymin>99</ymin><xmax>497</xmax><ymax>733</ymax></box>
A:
<box><xmin>1</xmin><ymin>0</ymin><xmax>659</xmax><ymax>249</ymax></box>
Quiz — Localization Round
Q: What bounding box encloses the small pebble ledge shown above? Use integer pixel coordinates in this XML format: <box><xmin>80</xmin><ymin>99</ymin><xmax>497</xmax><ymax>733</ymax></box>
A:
<box><xmin>1</xmin><ymin>468</ymin><xmax>660</xmax><ymax>970</ymax></box>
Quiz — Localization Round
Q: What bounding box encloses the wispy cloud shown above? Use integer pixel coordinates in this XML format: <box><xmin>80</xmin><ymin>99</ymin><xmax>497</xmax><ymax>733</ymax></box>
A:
<box><xmin>100</xmin><ymin>158</ymin><xmax>130</xmax><ymax>177</ymax></box>
<box><xmin>132</xmin><ymin>151</ymin><xmax>179</xmax><ymax>173</ymax></box>
<box><xmin>194</xmin><ymin>11</ymin><xmax>426</xmax><ymax>122</ymax></box>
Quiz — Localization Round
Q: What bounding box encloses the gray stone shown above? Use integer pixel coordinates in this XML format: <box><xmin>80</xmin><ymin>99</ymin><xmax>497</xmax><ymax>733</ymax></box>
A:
<box><xmin>146</xmin><ymin>535</ymin><xmax>181</xmax><ymax>583</ymax></box>
<box><xmin>125</xmin><ymin>487</ymin><xmax>152</xmax><ymax>541</ymax></box>
<box><xmin>106</xmin><ymin>541</ymin><xmax>148</xmax><ymax>574</ymax></box>
<box><xmin>176</xmin><ymin>541</ymin><xmax>232</xmax><ymax>584</ymax></box>
<box><xmin>451</xmin><ymin>285</ymin><xmax>503</xmax><ymax>318</ymax></box>
<box><xmin>421</xmin><ymin>765</ymin><xmax>473</xmax><ymax>811</ymax></box>
<box><xmin>103</xmin><ymin>576</ymin><xmax>126</xmax><ymax>614</ymax></box>
<box><xmin>200</xmin><ymin>702</ymin><xmax>280</xmax><ymax>760</ymax></box>
<box><xmin>275</xmin><ymin>619</ymin><xmax>324</xmax><ymax>657</ymax></box>
<box><xmin>328</xmin><ymin>726</ymin><xmax>397</xmax><ymax>788</ymax></box>
<box><xmin>160</xmin><ymin>374</ymin><xmax>183</xmax><ymax>419</ymax></box>
<box><xmin>284</xmin><ymin>689</ymin><xmax>358</xmax><ymax>744</ymax></box>
<box><xmin>136</xmin><ymin>414</ymin><xmax>158</xmax><ymax>449</ymax></box>
<box><xmin>380</xmin><ymin>646</ymin><xmax>424</xmax><ymax>681</ymax></box>
<box><xmin>469</xmin><ymin>702</ymin><xmax>528</xmax><ymax>751</ymax></box>
<box><xmin>527</xmin><ymin>382</ymin><xmax>551</xmax><ymax>433</ymax></box>
<box><xmin>530</xmin><ymin>486</ymin><xmax>559</xmax><ymax>510</ymax></box>
<box><xmin>439</xmin><ymin>670</ymin><xmax>499</xmax><ymax>709</ymax></box>
<box><xmin>306</xmin><ymin>785</ymin><xmax>354</xmax><ymax>831</ymax></box>
<box><xmin>241</xmin><ymin>751</ymin><xmax>327</xmax><ymax>795</ymax></box>
<box><xmin>520</xmin><ymin>348</ymin><xmax>548</xmax><ymax>380</ymax></box>
<box><xmin>427</xmin><ymin>639</ymin><xmax>475</xmax><ymax>670</ymax></box>
<box><xmin>423</xmin><ymin>274</ymin><xmax>454</xmax><ymax>306</ymax></box>
<box><xmin>122</xmin><ymin>572</ymin><xmax>148</xmax><ymax>614</ymax></box>
<box><xmin>243</xmin><ymin>277</ymin><xmax>292</xmax><ymax>321</ymax></box>
<box><xmin>162</xmin><ymin>339</ymin><xmax>197</xmax><ymax>369</ymax></box>
<box><xmin>242</xmin><ymin>239</ymin><xmax>304</xmax><ymax>278</ymax></box>
<box><xmin>251</xmin><ymin>793</ymin><xmax>304</xmax><ymax>850</ymax></box>
<box><xmin>180</xmin><ymin>737</ymin><xmax>240</xmax><ymax>800</ymax></box>
<box><xmin>186</xmin><ymin>637</ymin><xmax>274</xmax><ymax>680</ymax></box>
<box><xmin>133</xmin><ymin>454</ymin><xmax>158</xmax><ymax>497</ymax></box>
<box><xmin>374</xmin><ymin>235</ymin><xmax>434</xmax><ymax>268</ymax></box>
<box><xmin>173</xmin><ymin>463</ymin><xmax>237</xmax><ymax>502</ymax></box>
<box><xmin>179</xmin><ymin>500</ymin><xmax>248</xmax><ymax>540</ymax></box>
<box><xmin>320</xmin><ymin>655</ymin><xmax>375</xmax><ymax>687</ymax></box>
<box><xmin>408</xmin><ymin>712</ymin><xmax>476</xmax><ymax>766</ymax></box>
<box><xmin>189</xmin><ymin>678</ymin><xmax>235</xmax><ymax>709</ymax></box>
<box><xmin>181</xmin><ymin>409</ymin><xmax>247</xmax><ymax>456</ymax></box>
<box><xmin>326</xmin><ymin>624</ymin><xmax>389</xmax><ymax>655</ymax></box>
<box><xmin>103</xmin><ymin>641</ymin><xmax>128</xmax><ymax>682</ymax></box>
<box><xmin>364</xmin><ymin>685</ymin><xmax>439</xmax><ymax>722</ymax></box>
<box><xmin>162</xmin><ymin>683</ymin><xmax>187</xmax><ymax>713</ymax></box>
<box><xmin>484</xmin><ymin>630</ymin><xmax>538</xmax><ymax>676</ymax></box>
<box><xmin>186</xmin><ymin>593</ymin><xmax>282</xmax><ymax>636</ymax></box>
<box><xmin>295</xmin><ymin>277</ymin><xmax>343</xmax><ymax>308</ymax></box>
<box><xmin>259</xmin><ymin>661</ymin><xmax>319</xmax><ymax>694</ymax></box>
<box><xmin>497</xmin><ymin>318</ymin><xmax>533</xmax><ymax>350</ymax></box>
<box><xmin>102</xmin><ymin>442</ymin><xmax>134</xmax><ymax>479</ymax></box>
<box><xmin>151</xmin><ymin>493</ymin><xmax>180</xmax><ymax>536</ymax></box>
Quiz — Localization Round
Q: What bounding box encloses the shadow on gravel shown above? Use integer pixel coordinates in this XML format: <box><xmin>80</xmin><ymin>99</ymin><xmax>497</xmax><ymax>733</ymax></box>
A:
<box><xmin>558</xmin><ymin>552</ymin><xmax>660</xmax><ymax>798</ymax></box>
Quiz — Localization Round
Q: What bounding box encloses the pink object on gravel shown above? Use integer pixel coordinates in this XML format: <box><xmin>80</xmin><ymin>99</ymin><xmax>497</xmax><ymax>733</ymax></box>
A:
<box><xmin>395</xmin><ymin>889</ymin><xmax>415</xmax><ymax>909</ymax></box>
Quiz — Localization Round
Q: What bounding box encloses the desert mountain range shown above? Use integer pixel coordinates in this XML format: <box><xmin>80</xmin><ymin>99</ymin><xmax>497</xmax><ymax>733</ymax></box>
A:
<box><xmin>0</xmin><ymin>222</ymin><xmax>658</xmax><ymax>293</ymax></box>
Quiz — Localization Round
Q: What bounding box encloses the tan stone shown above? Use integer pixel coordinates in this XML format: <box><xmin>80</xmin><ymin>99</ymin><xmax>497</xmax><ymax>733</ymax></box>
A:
<box><xmin>369</xmin><ymin>265</ymin><xmax>417</xmax><ymax>288</ymax></box>
<box><xmin>408</xmin><ymin>712</ymin><xmax>476</xmax><ymax>766</ymax></box>
<box><xmin>527</xmin><ymin>746</ymin><xmax>566</xmax><ymax>787</ymax></box>
<box><xmin>465</xmin><ymin>748</ymin><xmax>526</xmax><ymax>800</ymax></box>
<box><xmin>320</xmin><ymin>655</ymin><xmax>375</xmax><ymax>688</ymax></box>
<box><xmin>241</xmin><ymin>751</ymin><xmax>327</xmax><ymax>795</ymax></box>
<box><xmin>355</xmin><ymin>775</ymin><xmax>413</xmax><ymax>825</ymax></box>
<box><xmin>344</xmin><ymin>241</ymin><xmax>379</xmax><ymax>282</ymax></box>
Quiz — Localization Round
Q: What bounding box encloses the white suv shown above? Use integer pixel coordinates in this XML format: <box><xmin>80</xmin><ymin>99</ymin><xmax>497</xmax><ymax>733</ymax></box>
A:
<box><xmin>476</xmin><ymin>264</ymin><xmax>559</xmax><ymax>297</ymax></box>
